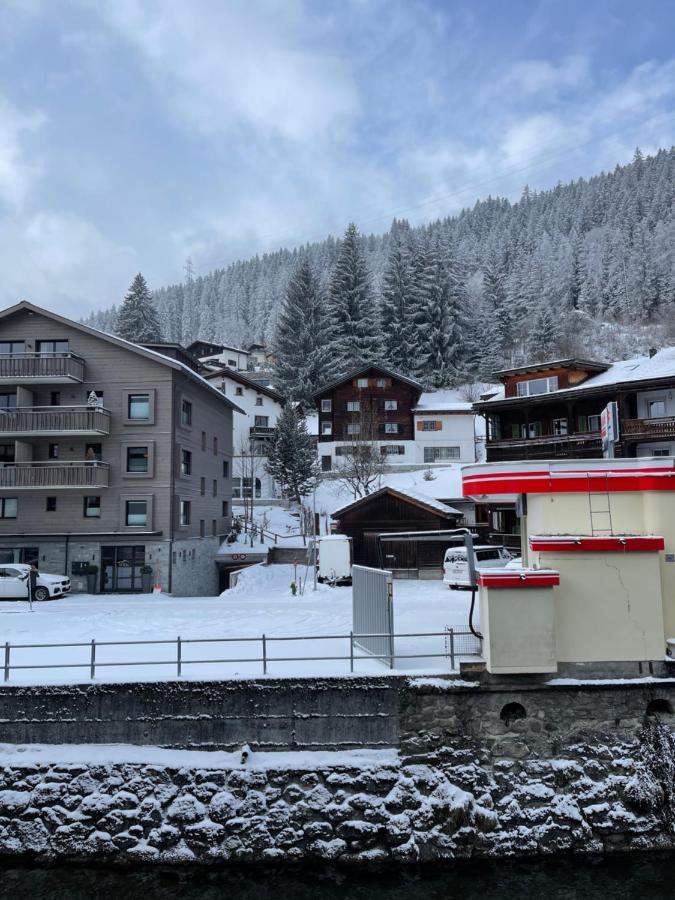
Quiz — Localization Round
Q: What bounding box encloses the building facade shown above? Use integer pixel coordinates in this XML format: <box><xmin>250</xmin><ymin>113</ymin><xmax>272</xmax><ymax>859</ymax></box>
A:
<box><xmin>477</xmin><ymin>351</ymin><xmax>675</xmax><ymax>463</ymax></box>
<box><xmin>205</xmin><ymin>367</ymin><xmax>285</xmax><ymax>502</ymax></box>
<box><xmin>187</xmin><ymin>341</ymin><xmax>251</xmax><ymax>372</ymax></box>
<box><xmin>0</xmin><ymin>302</ymin><xmax>239</xmax><ymax>596</ymax></box>
<box><xmin>313</xmin><ymin>365</ymin><xmax>478</xmax><ymax>472</ymax></box>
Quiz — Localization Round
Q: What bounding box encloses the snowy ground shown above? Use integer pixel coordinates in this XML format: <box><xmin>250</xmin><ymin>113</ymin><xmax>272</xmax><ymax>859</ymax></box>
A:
<box><xmin>0</xmin><ymin>564</ymin><xmax>478</xmax><ymax>685</ymax></box>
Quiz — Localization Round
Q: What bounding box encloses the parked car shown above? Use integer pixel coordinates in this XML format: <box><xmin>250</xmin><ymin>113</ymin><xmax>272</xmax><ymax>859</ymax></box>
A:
<box><xmin>0</xmin><ymin>564</ymin><xmax>71</xmax><ymax>601</ymax></box>
<box><xmin>443</xmin><ymin>545</ymin><xmax>513</xmax><ymax>590</ymax></box>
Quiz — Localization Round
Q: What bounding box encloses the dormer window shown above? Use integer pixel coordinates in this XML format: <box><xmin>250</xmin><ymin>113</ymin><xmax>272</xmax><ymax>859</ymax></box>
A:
<box><xmin>516</xmin><ymin>376</ymin><xmax>558</xmax><ymax>397</ymax></box>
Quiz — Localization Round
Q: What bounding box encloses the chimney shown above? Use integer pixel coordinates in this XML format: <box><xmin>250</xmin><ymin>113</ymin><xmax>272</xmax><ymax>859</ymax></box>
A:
<box><xmin>649</xmin><ymin>348</ymin><xmax>657</xmax><ymax>358</ymax></box>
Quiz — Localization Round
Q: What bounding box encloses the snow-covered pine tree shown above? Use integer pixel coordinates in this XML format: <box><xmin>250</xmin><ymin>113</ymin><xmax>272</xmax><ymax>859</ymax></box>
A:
<box><xmin>328</xmin><ymin>223</ymin><xmax>380</xmax><ymax>372</ymax></box>
<box><xmin>265</xmin><ymin>405</ymin><xmax>320</xmax><ymax>504</ymax></box>
<box><xmin>116</xmin><ymin>274</ymin><xmax>162</xmax><ymax>343</ymax></box>
<box><xmin>273</xmin><ymin>260</ymin><xmax>331</xmax><ymax>405</ymax></box>
<box><xmin>379</xmin><ymin>222</ymin><xmax>418</xmax><ymax>375</ymax></box>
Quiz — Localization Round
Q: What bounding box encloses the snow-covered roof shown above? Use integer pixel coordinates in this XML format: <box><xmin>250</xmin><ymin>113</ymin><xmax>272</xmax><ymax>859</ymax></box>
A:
<box><xmin>331</xmin><ymin>485</ymin><xmax>461</xmax><ymax>519</ymax></box>
<box><xmin>479</xmin><ymin>346</ymin><xmax>675</xmax><ymax>406</ymax></box>
<box><xmin>413</xmin><ymin>390</ymin><xmax>473</xmax><ymax>413</ymax></box>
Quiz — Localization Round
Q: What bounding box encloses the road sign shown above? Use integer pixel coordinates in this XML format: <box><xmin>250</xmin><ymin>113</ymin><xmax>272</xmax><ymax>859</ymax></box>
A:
<box><xmin>601</xmin><ymin>401</ymin><xmax>620</xmax><ymax>458</ymax></box>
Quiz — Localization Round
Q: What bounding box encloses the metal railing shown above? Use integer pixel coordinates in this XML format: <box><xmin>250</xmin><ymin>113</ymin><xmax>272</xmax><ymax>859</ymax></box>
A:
<box><xmin>0</xmin><ymin>352</ymin><xmax>85</xmax><ymax>382</ymax></box>
<box><xmin>622</xmin><ymin>417</ymin><xmax>675</xmax><ymax>439</ymax></box>
<box><xmin>0</xmin><ymin>406</ymin><xmax>110</xmax><ymax>436</ymax></box>
<box><xmin>0</xmin><ymin>461</ymin><xmax>110</xmax><ymax>488</ymax></box>
<box><xmin>0</xmin><ymin>628</ymin><xmax>482</xmax><ymax>682</ymax></box>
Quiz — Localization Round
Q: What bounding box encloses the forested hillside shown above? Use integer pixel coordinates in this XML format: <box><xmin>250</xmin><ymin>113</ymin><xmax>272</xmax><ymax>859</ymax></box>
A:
<box><xmin>85</xmin><ymin>148</ymin><xmax>675</xmax><ymax>391</ymax></box>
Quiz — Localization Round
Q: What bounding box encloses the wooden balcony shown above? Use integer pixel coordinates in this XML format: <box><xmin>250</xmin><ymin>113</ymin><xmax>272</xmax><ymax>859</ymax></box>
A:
<box><xmin>486</xmin><ymin>431</ymin><xmax>603</xmax><ymax>461</ymax></box>
<box><xmin>0</xmin><ymin>406</ymin><xmax>110</xmax><ymax>437</ymax></box>
<box><xmin>0</xmin><ymin>462</ymin><xmax>110</xmax><ymax>489</ymax></box>
<box><xmin>0</xmin><ymin>352</ymin><xmax>85</xmax><ymax>384</ymax></box>
<box><xmin>621</xmin><ymin>417</ymin><xmax>675</xmax><ymax>441</ymax></box>
<box><xmin>486</xmin><ymin>431</ymin><xmax>601</xmax><ymax>450</ymax></box>
<box><xmin>249</xmin><ymin>426</ymin><xmax>275</xmax><ymax>438</ymax></box>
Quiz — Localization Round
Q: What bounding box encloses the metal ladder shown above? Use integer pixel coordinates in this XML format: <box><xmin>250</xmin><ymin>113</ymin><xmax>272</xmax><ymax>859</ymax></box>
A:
<box><xmin>587</xmin><ymin>472</ymin><xmax>613</xmax><ymax>535</ymax></box>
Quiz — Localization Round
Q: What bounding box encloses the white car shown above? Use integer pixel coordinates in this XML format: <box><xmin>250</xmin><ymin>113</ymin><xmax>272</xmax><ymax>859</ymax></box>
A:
<box><xmin>0</xmin><ymin>564</ymin><xmax>71</xmax><ymax>601</ymax></box>
<box><xmin>443</xmin><ymin>545</ymin><xmax>513</xmax><ymax>590</ymax></box>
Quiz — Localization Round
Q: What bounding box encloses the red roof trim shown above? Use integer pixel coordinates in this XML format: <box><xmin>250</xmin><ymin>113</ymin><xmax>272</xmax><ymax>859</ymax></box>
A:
<box><xmin>477</xmin><ymin>570</ymin><xmax>560</xmax><ymax>588</ymax></box>
<box><xmin>463</xmin><ymin>466</ymin><xmax>675</xmax><ymax>497</ymax></box>
<box><xmin>530</xmin><ymin>535</ymin><xmax>665</xmax><ymax>552</ymax></box>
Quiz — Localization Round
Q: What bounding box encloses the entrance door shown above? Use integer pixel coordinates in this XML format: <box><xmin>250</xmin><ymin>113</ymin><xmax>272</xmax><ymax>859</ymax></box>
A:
<box><xmin>101</xmin><ymin>545</ymin><xmax>145</xmax><ymax>592</ymax></box>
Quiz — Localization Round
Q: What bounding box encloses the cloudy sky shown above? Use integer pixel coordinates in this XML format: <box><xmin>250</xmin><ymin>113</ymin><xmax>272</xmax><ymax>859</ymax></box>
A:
<box><xmin>1</xmin><ymin>0</ymin><xmax>674</xmax><ymax>317</ymax></box>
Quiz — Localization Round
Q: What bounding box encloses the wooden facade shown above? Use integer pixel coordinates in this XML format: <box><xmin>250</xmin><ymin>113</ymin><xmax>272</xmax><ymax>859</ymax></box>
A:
<box><xmin>333</xmin><ymin>487</ymin><xmax>461</xmax><ymax>570</ymax></box>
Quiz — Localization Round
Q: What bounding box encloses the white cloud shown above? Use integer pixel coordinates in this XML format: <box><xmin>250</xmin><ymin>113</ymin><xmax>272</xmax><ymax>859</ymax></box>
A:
<box><xmin>89</xmin><ymin>0</ymin><xmax>359</xmax><ymax>142</ymax></box>
<box><xmin>505</xmin><ymin>55</ymin><xmax>591</xmax><ymax>98</ymax></box>
<box><xmin>0</xmin><ymin>96</ymin><xmax>44</xmax><ymax>209</ymax></box>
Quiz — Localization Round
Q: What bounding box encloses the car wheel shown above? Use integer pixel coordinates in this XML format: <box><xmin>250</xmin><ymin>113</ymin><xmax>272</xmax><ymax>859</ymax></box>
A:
<box><xmin>33</xmin><ymin>586</ymin><xmax>50</xmax><ymax>602</ymax></box>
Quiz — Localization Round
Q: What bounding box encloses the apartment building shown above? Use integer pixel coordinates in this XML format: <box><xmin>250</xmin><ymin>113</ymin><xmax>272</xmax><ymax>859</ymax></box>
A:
<box><xmin>0</xmin><ymin>301</ymin><xmax>240</xmax><ymax>596</ymax></box>
<box><xmin>313</xmin><ymin>364</ymin><xmax>477</xmax><ymax>472</ymax></box>
<box><xmin>204</xmin><ymin>367</ymin><xmax>285</xmax><ymax>501</ymax></box>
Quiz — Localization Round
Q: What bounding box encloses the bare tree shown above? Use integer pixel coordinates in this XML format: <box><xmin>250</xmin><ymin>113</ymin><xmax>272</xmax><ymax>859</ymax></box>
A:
<box><xmin>334</xmin><ymin>400</ymin><xmax>389</xmax><ymax>499</ymax></box>
<box><xmin>235</xmin><ymin>436</ymin><xmax>265</xmax><ymax>539</ymax></box>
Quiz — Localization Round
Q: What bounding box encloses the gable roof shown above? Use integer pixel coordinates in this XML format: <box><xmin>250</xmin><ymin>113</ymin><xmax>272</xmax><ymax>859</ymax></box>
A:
<box><xmin>203</xmin><ymin>365</ymin><xmax>286</xmax><ymax>404</ymax></box>
<box><xmin>331</xmin><ymin>485</ymin><xmax>461</xmax><ymax>519</ymax></box>
<box><xmin>312</xmin><ymin>364</ymin><xmax>422</xmax><ymax>397</ymax></box>
<box><xmin>0</xmin><ymin>300</ymin><xmax>245</xmax><ymax>413</ymax></box>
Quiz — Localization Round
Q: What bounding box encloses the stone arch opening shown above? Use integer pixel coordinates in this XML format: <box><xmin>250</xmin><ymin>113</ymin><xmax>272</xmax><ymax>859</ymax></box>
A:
<box><xmin>500</xmin><ymin>701</ymin><xmax>527</xmax><ymax>726</ymax></box>
<box><xmin>646</xmin><ymin>698</ymin><xmax>673</xmax><ymax>717</ymax></box>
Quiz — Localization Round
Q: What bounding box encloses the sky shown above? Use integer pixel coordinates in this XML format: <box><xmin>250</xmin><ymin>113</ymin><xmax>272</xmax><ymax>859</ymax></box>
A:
<box><xmin>1</xmin><ymin>0</ymin><xmax>675</xmax><ymax>318</ymax></box>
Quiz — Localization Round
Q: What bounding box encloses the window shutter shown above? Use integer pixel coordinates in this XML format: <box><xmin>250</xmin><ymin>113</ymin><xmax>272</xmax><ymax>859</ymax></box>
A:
<box><xmin>435</xmin><ymin>420</ymin><xmax>442</xmax><ymax>431</ymax></box>
<box><xmin>416</xmin><ymin>421</ymin><xmax>424</xmax><ymax>431</ymax></box>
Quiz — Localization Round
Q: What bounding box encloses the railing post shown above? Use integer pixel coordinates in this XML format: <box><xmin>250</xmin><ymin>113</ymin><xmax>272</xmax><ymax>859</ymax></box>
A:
<box><xmin>90</xmin><ymin>639</ymin><xmax>96</xmax><ymax>679</ymax></box>
<box><xmin>262</xmin><ymin>634</ymin><xmax>267</xmax><ymax>674</ymax></box>
<box><xmin>349</xmin><ymin>631</ymin><xmax>354</xmax><ymax>673</ymax></box>
<box><xmin>3</xmin><ymin>642</ymin><xmax>9</xmax><ymax>682</ymax></box>
<box><xmin>449</xmin><ymin>628</ymin><xmax>455</xmax><ymax>671</ymax></box>
<box><xmin>177</xmin><ymin>636</ymin><xmax>182</xmax><ymax>677</ymax></box>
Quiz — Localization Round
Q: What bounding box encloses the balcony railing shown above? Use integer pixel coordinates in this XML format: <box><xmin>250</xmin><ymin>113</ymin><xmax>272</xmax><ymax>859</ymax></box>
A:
<box><xmin>249</xmin><ymin>426</ymin><xmax>275</xmax><ymax>438</ymax></box>
<box><xmin>0</xmin><ymin>462</ymin><xmax>110</xmax><ymax>489</ymax></box>
<box><xmin>621</xmin><ymin>417</ymin><xmax>675</xmax><ymax>440</ymax></box>
<box><xmin>486</xmin><ymin>430</ymin><xmax>601</xmax><ymax>448</ymax></box>
<box><xmin>0</xmin><ymin>406</ymin><xmax>110</xmax><ymax>436</ymax></box>
<box><xmin>0</xmin><ymin>352</ymin><xmax>85</xmax><ymax>383</ymax></box>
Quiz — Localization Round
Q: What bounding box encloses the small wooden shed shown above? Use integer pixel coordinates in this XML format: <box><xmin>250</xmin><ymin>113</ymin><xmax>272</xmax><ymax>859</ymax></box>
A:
<box><xmin>332</xmin><ymin>486</ymin><xmax>463</xmax><ymax>573</ymax></box>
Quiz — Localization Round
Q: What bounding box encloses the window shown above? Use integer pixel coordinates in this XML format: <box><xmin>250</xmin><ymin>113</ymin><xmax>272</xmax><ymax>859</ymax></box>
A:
<box><xmin>0</xmin><ymin>498</ymin><xmax>17</xmax><ymax>519</ymax></box>
<box><xmin>648</xmin><ymin>399</ymin><xmax>667</xmax><ymax>418</ymax></box>
<box><xmin>345</xmin><ymin>423</ymin><xmax>360</xmax><ymax>436</ymax></box>
<box><xmin>424</xmin><ymin>446</ymin><xmax>460</xmax><ymax>462</ymax></box>
<box><xmin>255</xmin><ymin>396</ymin><xmax>263</xmax><ymax>406</ymax></box>
<box><xmin>321</xmin><ymin>455</ymin><xmax>332</xmax><ymax>472</ymax></box>
<box><xmin>181</xmin><ymin>449</ymin><xmax>192</xmax><ymax>476</ymax></box>
<box><xmin>235</xmin><ymin>386</ymin><xmax>243</xmax><ymax>396</ymax></box>
<box><xmin>222</xmin><ymin>500</ymin><xmax>229</xmax><ymax>517</ymax></box>
<box><xmin>376</xmin><ymin>378</ymin><xmax>388</xmax><ymax>388</ymax></box>
<box><xmin>200</xmin><ymin>520</ymin><xmax>205</xmax><ymax>538</ymax></box>
<box><xmin>128</xmin><ymin>393</ymin><xmax>150</xmax><ymax>420</ymax></box>
<box><xmin>212</xmin><ymin>519</ymin><xmax>217</xmax><ymax>536</ymax></box>
<box><xmin>46</xmin><ymin>497</ymin><xmax>57</xmax><ymax>512</ymax></box>
<box><xmin>213</xmin><ymin>436</ymin><xmax>218</xmax><ymax>455</ymax></box>
<box><xmin>321</xmin><ymin>399</ymin><xmax>332</xmax><ymax>412</ymax></box>
<box><xmin>180</xmin><ymin>500</ymin><xmax>191</xmax><ymax>526</ymax></box>
<box><xmin>578</xmin><ymin>414</ymin><xmax>601</xmax><ymax>433</ymax></box>
<box><xmin>87</xmin><ymin>390</ymin><xmax>104</xmax><ymax>407</ymax></box>
<box><xmin>384</xmin><ymin>400</ymin><xmax>398</xmax><ymax>411</ymax></box>
<box><xmin>254</xmin><ymin>416</ymin><xmax>269</xmax><ymax>427</ymax></box>
<box><xmin>201</xmin><ymin>431</ymin><xmax>206</xmax><ymax>451</ymax></box>
<box><xmin>126</xmin><ymin>500</ymin><xmax>147</xmax><ymax>527</ymax></box>
<box><xmin>233</xmin><ymin>477</ymin><xmax>262</xmax><ymax>499</ymax></box>
<box><xmin>85</xmin><ymin>442</ymin><xmax>102</xmax><ymax>461</ymax></box>
<box><xmin>48</xmin><ymin>443</ymin><xmax>59</xmax><ymax>459</ymax></box>
<box><xmin>347</xmin><ymin>401</ymin><xmax>360</xmax><ymax>412</ymax></box>
<box><xmin>223</xmin><ymin>460</ymin><xmax>229</xmax><ymax>478</ymax></box>
<box><xmin>83</xmin><ymin>496</ymin><xmax>100</xmax><ymax>518</ymax></box>
<box><xmin>50</xmin><ymin>391</ymin><xmax>60</xmax><ymax>406</ymax></box>
<box><xmin>420</xmin><ymin>420</ymin><xmax>441</xmax><ymax>431</ymax></box>
<box><xmin>516</xmin><ymin>376</ymin><xmax>559</xmax><ymax>397</ymax></box>
<box><xmin>335</xmin><ymin>446</ymin><xmax>353</xmax><ymax>457</ymax></box>
<box><xmin>0</xmin><ymin>393</ymin><xmax>16</xmax><ymax>410</ymax></box>
<box><xmin>381</xmin><ymin>445</ymin><xmax>405</xmax><ymax>455</ymax></box>
<box><xmin>181</xmin><ymin>399</ymin><xmax>192</xmax><ymax>426</ymax></box>
<box><xmin>653</xmin><ymin>448</ymin><xmax>671</xmax><ymax>457</ymax></box>
<box><xmin>0</xmin><ymin>341</ymin><xmax>25</xmax><ymax>356</ymax></box>
<box><xmin>520</xmin><ymin>422</ymin><xmax>542</xmax><ymax>438</ymax></box>
<box><xmin>553</xmin><ymin>418</ymin><xmax>568</xmax><ymax>436</ymax></box>
<box><xmin>36</xmin><ymin>339</ymin><xmax>69</xmax><ymax>355</ymax></box>
<box><xmin>213</xmin><ymin>479</ymin><xmax>217</xmax><ymax>497</ymax></box>
<box><xmin>228</xmin><ymin>359</ymin><xmax>237</xmax><ymax>367</ymax></box>
<box><xmin>382</xmin><ymin>423</ymin><xmax>400</xmax><ymax>434</ymax></box>
<box><xmin>200</xmin><ymin>476</ymin><xmax>206</xmax><ymax>496</ymax></box>
<box><xmin>126</xmin><ymin>446</ymin><xmax>148</xmax><ymax>473</ymax></box>
<box><xmin>321</xmin><ymin>422</ymin><xmax>332</xmax><ymax>436</ymax></box>
<box><xmin>356</xmin><ymin>378</ymin><xmax>369</xmax><ymax>388</ymax></box>
<box><xmin>0</xmin><ymin>444</ymin><xmax>14</xmax><ymax>462</ymax></box>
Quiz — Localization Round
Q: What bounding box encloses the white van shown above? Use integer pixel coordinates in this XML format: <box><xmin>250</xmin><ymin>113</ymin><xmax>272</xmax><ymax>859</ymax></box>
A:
<box><xmin>443</xmin><ymin>545</ymin><xmax>512</xmax><ymax>590</ymax></box>
<box><xmin>316</xmin><ymin>535</ymin><xmax>352</xmax><ymax>585</ymax></box>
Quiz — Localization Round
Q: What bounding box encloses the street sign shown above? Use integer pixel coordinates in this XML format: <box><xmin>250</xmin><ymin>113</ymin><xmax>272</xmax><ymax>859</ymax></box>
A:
<box><xmin>601</xmin><ymin>401</ymin><xmax>620</xmax><ymax>458</ymax></box>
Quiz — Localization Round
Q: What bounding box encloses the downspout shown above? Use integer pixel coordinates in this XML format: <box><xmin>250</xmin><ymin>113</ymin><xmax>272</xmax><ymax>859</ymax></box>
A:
<box><xmin>168</xmin><ymin>380</ymin><xmax>176</xmax><ymax>594</ymax></box>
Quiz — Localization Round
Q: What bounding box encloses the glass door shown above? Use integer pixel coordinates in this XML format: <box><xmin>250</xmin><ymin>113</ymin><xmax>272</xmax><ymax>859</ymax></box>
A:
<box><xmin>101</xmin><ymin>545</ymin><xmax>146</xmax><ymax>592</ymax></box>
